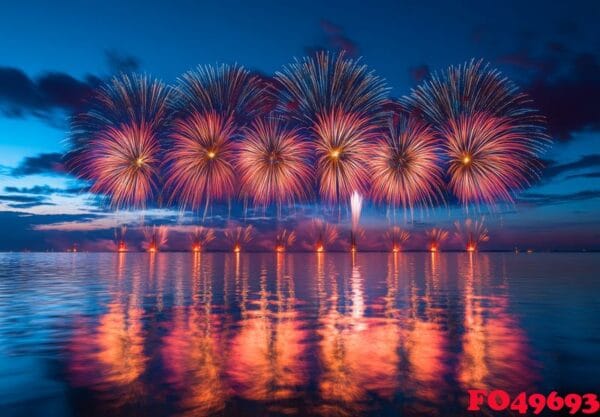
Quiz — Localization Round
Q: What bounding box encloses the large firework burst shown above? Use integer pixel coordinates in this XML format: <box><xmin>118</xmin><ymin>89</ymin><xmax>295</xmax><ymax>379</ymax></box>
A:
<box><xmin>313</xmin><ymin>109</ymin><xmax>374</xmax><ymax>202</ymax></box>
<box><xmin>425</xmin><ymin>228</ymin><xmax>449</xmax><ymax>252</ymax></box>
<box><xmin>384</xmin><ymin>226</ymin><xmax>410</xmax><ymax>253</ymax></box>
<box><xmin>164</xmin><ymin>112</ymin><xmax>237</xmax><ymax>210</ymax></box>
<box><xmin>176</xmin><ymin>63</ymin><xmax>270</xmax><ymax>124</ymax></box>
<box><xmin>190</xmin><ymin>226</ymin><xmax>216</xmax><ymax>252</ymax></box>
<box><xmin>454</xmin><ymin>218</ymin><xmax>489</xmax><ymax>252</ymax></box>
<box><xmin>405</xmin><ymin>59</ymin><xmax>549</xmax><ymax>206</ymax></box>
<box><xmin>308</xmin><ymin>219</ymin><xmax>338</xmax><ymax>252</ymax></box>
<box><xmin>237</xmin><ymin>118</ymin><xmax>312</xmax><ymax>208</ymax></box>
<box><xmin>69</xmin><ymin>74</ymin><xmax>170</xmax><ymax>209</ymax></box>
<box><xmin>275</xmin><ymin>229</ymin><xmax>296</xmax><ymax>253</ymax></box>
<box><xmin>370</xmin><ymin>114</ymin><xmax>444</xmax><ymax>210</ymax></box>
<box><xmin>224</xmin><ymin>225</ymin><xmax>254</xmax><ymax>253</ymax></box>
<box><xmin>143</xmin><ymin>225</ymin><xmax>169</xmax><ymax>252</ymax></box>
<box><xmin>274</xmin><ymin>51</ymin><xmax>388</xmax><ymax>123</ymax></box>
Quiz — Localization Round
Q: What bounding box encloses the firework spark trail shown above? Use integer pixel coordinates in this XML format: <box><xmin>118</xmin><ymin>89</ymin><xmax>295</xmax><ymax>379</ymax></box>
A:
<box><xmin>164</xmin><ymin>112</ymin><xmax>237</xmax><ymax>211</ymax></box>
<box><xmin>404</xmin><ymin>59</ymin><xmax>549</xmax><ymax>206</ymax></box>
<box><xmin>425</xmin><ymin>228</ymin><xmax>449</xmax><ymax>252</ymax></box>
<box><xmin>313</xmin><ymin>109</ymin><xmax>374</xmax><ymax>202</ymax></box>
<box><xmin>143</xmin><ymin>225</ymin><xmax>169</xmax><ymax>252</ymax></box>
<box><xmin>274</xmin><ymin>51</ymin><xmax>389</xmax><ymax>123</ymax></box>
<box><xmin>69</xmin><ymin>74</ymin><xmax>171</xmax><ymax>209</ymax></box>
<box><xmin>190</xmin><ymin>226</ymin><xmax>216</xmax><ymax>252</ymax></box>
<box><xmin>275</xmin><ymin>229</ymin><xmax>297</xmax><ymax>252</ymax></box>
<box><xmin>114</xmin><ymin>226</ymin><xmax>128</xmax><ymax>252</ymax></box>
<box><xmin>350</xmin><ymin>192</ymin><xmax>363</xmax><ymax>249</ymax></box>
<box><xmin>370</xmin><ymin>114</ymin><xmax>444</xmax><ymax>211</ymax></box>
<box><xmin>237</xmin><ymin>117</ymin><xmax>313</xmax><ymax>209</ymax></box>
<box><xmin>384</xmin><ymin>227</ymin><xmax>411</xmax><ymax>252</ymax></box>
<box><xmin>176</xmin><ymin>64</ymin><xmax>271</xmax><ymax>124</ymax></box>
<box><xmin>454</xmin><ymin>218</ymin><xmax>489</xmax><ymax>251</ymax></box>
<box><xmin>308</xmin><ymin>219</ymin><xmax>338</xmax><ymax>252</ymax></box>
<box><xmin>224</xmin><ymin>225</ymin><xmax>254</xmax><ymax>252</ymax></box>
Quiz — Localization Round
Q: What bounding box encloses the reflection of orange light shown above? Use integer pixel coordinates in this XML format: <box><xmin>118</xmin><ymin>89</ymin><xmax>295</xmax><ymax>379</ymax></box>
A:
<box><xmin>233</xmin><ymin>244</ymin><xmax>241</xmax><ymax>253</ymax></box>
<box><xmin>275</xmin><ymin>245</ymin><xmax>285</xmax><ymax>253</ymax></box>
<box><xmin>316</xmin><ymin>244</ymin><xmax>324</xmax><ymax>253</ymax></box>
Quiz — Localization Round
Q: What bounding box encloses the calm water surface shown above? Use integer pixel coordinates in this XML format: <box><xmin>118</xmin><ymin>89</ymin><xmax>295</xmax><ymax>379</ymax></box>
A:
<box><xmin>0</xmin><ymin>252</ymin><xmax>598</xmax><ymax>417</ymax></box>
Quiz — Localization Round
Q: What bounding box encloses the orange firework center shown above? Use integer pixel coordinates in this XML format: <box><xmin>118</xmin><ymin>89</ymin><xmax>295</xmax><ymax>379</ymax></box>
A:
<box><xmin>233</xmin><ymin>244</ymin><xmax>241</xmax><ymax>253</ymax></box>
<box><xmin>117</xmin><ymin>241</ymin><xmax>127</xmax><ymax>252</ymax></box>
<box><xmin>329</xmin><ymin>148</ymin><xmax>341</xmax><ymax>159</ymax></box>
<box><xmin>148</xmin><ymin>245</ymin><xmax>157</xmax><ymax>253</ymax></box>
<box><xmin>392</xmin><ymin>245</ymin><xmax>401</xmax><ymax>253</ymax></box>
<box><xmin>192</xmin><ymin>244</ymin><xmax>201</xmax><ymax>252</ymax></box>
<box><xmin>206</xmin><ymin>150</ymin><xmax>216</xmax><ymax>159</ymax></box>
<box><xmin>466</xmin><ymin>243</ymin><xmax>477</xmax><ymax>252</ymax></box>
<box><xmin>429</xmin><ymin>244</ymin><xmax>439</xmax><ymax>252</ymax></box>
<box><xmin>462</xmin><ymin>154</ymin><xmax>472</xmax><ymax>165</ymax></box>
<box><xmin>134</xmin><ymin>157</ymin><xmax>145</xmax><ymax>167</ymax></box>
<box><xmin>275</xmin><ymin>245</ymin><xmax>285</xmax><ymax>253</ymax></box>
<box><xmin>316</xmin><ymin>243</ymin><xmax>325</xmax><ymax>253</ymax></box>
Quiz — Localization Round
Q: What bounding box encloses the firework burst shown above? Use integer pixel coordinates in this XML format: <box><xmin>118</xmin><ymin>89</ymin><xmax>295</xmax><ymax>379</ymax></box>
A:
<box><xmin>384</xmin><ymin>226</ymin><xmax>410</xmax><ymax>253</ymax></box>
<box><xmin>164</xmin><ymin>112</ymin><xmax>237</xmax><ymax>211</ymax></box>
<box><xmin>143</xmin><ymin>226</ymin><xmax>169</xmax><ymax>252</ymax></box>
<box><xmin>237</xmin><ymin>118</ymin><xmax>313</xmax><ymax>208</ymax></box>
<box><xmin>405</xmin><ymin>59</ymin><xmax>549</xmax><ymax>206</ymax></box>
<box><xmin>176</xmin><ymin>64</ymin><xmax>270</xmax><ymax>124</ymax></box>
<box><xmin>308</xmin><ymin>219</ymin><xmax>338</xmax><ymax>252</ymax></box>
<box><xmin>224</xmin><ymin>225</ymin><xmax>254</xmax><ymax>253</ymax></box>
<box><xmin>454</xmin><ymin>218</ymin><xmax>489</xmax><ymax>252</ymax></box>
<box><xmin>190</xmin><ymin>226</ymin><xmax>216</xmax><ymax>252</ymax></box>
<box><xmin>370</xmin><ymin>115</ymin><xmax>444</xmax><ymax>210</ymax></box>
<box><xmin>425</xmin><ymin>228</ymin><xmax>448</xmax><ymax>252</ymax></box>
<box><xmin>69</xmin><ymin>74</ymin><xmax>170</xmax><ymax>209</ymax></box>
<box><xmin>274</xmin><ymin>51</ymin><xmax>388</xmax><ymax>123</ymax></box>
<box><xmin>314</xmin><ymin>109</ymin><xmax>374</xmax><ymax>202</ymax></box>
<box><xmin>275</xmin><ymin>229</ymin><xmax>296</xmax><ymax>252</ymax></box>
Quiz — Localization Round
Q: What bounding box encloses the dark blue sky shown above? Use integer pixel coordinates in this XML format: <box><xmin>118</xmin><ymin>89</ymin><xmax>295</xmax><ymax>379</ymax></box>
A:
<box><xmin>0</xmin><ymin>0</ymin><xmax>599</xmax><ymax>251</ymax></box>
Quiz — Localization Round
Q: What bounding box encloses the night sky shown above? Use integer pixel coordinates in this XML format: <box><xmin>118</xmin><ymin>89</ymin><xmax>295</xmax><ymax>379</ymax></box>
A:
<box><xmin>0</xmin><ymin>0</ymin><xmax>599</xmax><ymax>251</ymax></box>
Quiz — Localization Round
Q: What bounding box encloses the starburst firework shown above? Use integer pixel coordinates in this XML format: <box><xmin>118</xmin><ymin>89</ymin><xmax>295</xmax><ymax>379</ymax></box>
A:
<box><xmin>384</xmin><ymin>227</ymin><xmax>410</xmax><ymax>252</ymax></box>
<box><xmin>425</xmin><ymin>228</ymin><xmax>448</xmax><ymax>252</ymax></box>
<box><xmin>308</xmin><ymin>219</ymin><xmax>338</xmax><ymax>252</ymax></box>
<box><xmin>454</xmin><ymin>218</ymin><xmax>489</xmax><ymax>252</ymax></box>
<box><xmin>143</xmin><ymin>225</ymin><xmax>169</xmax><ymax>252</ymax></box>
<box><xmin>275</xmin><ymin>229</ymin><xmax>296</xmax><ymax>252</ymax></box>
<box><xmin>224</xmin><ymin>225</ymin><xmax>254</xmax><ymax>253</ymax></box>
<box><xmin>190</xmin><ymin>226</ymin><xmax>216</xmax><ymax>252</ymax></box>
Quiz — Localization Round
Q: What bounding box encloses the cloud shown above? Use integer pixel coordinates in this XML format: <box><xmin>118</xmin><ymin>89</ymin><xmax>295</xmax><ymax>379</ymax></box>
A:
<box><xmin>11</xmin><ymin>152</ymin><xmax>66</xmax><ymax>176</ymax></box>
<box><xmin>4</xmin><ymin>184</ymin><xmax>88</xmax><ymax>195</ymax></box>
<box><xmin>0</xmin><ymin>50</ymin><xmax>139</xmax><ymax>123</ymax></box>
<box><xmin>543</xmin><ymin>154</ymin><xmax>600</xmax><ymax>179</ymax></box>
<box><xmin>565</xmin><ymin>171</ymin><xmax>600</xmax><ymax>180</ymax></box>
<box><xmin>0</xmin><ymin>194</ymin><xmax>47</xmax><ymax>203</ymax></box>
<box><xmin>518</xmin><ymin>190</ymin><xmax>600</xmax><ymax>207</ymax></box>
<box><xmin>305</xmin><ymin>20</ymin><xmax>359</xmax><ymax>56</ymax></box>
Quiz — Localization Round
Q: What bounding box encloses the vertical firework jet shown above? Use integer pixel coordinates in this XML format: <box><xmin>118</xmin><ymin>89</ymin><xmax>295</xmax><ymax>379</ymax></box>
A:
<box><xmin>275</xmin><ymin>229</ymin><xmax>296</xmax><ymax>252</ymax></box>
<box><xmin>237</xmin><ymin>117</ymin><xmax>313</xmax><ymax>209</ymax></box>
<box><xmin>425</xmin><ymin>228</ymin><xmax>449</xmax><ymax>252</ymax></box>
<box><xmin>190</xmin><ymin>227</ymin><xmax>215</xmax><ymax>252</ymax></box>
<box><xmin>275</xmin><ymin>52</ymin><xmax>388</xmax><ymax>204</ymax></box>
<box><xmin>114</xmin><ymin>226</ymin><xmax>128</xmax><ymax>252</ymax></box>
<box><xmin>143</xmin><ymin>226</ymin><xmax>169</xmax><ymax>252</ymax></box>
<box><xmin>350</xmin><ymin>191</ymin><xmax>363</xmax><ymax>251</ymax></box>
<box><xmin>69</xmin><ymin>74</ymin><xmax>171</xmax><ymax>209</ymax></box>
<box><xmin>225</xmin><ymin>225</ymin><xmax>254</xmax><ymax>253</ymax></box>
<box><xmin>308</xmin><ymin>219</ymin><xmax>338</xmax><ymax>252</ymax></box>
<box><xmin>404</xmin><ymin>59</ymin><xmax>549</xmax><ymax>206</ymax></box>
<box><xmin>370</xmin><ymin>114</ymin><xmax>444</xmax><ymax>211</ymax></box>
<box><xmin>455</xmin><ymin>218</ymin><xmax>489</xmax><ymax>252</ymax></box>
<box><xmin>384</xmin><ymin>227</ymin><xmax>411</xmax><ymax>253</ymax></box>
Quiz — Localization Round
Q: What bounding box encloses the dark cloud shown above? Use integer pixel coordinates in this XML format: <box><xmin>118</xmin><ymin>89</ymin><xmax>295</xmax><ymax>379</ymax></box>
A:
<box><xmin>0</xmin><ymin>50</ymin><xmax>139</xmax><ymax>122</ymax></box>
<box><xmin>543</xmin><ymin>154</ymin><xmax>600</xmax><ymax>179</ymax></box>
<box><xmin>12</xmin><ymin>152</ymin><xmax>66</xmax><ymax>176</ymax></box>
<box><xmin>518</xmin><ymin>190</ymin><xmax>600</xmax><ymax>207</ymax></box>
<box><xmin>0</xmin><ymin>194</ymin><xmax>47</xmax><ymax>203</ymax></box>
<box><xmin>525</xmin><ymin>53</ymin><xmax>600</xmax><ymax>141</ymax></box>
<box><xmin>565</xmin><ymin>172</ymin><xmax>600</xmax><ymax>180</ymax></box>
<box><xmin>4</xmin><ymin>185</ymin><xmax>87</xmax><ymax>195</ymax></box>
<box><xmin>305</xmin><ymin>20</ymin><xmax>358</xmax><ymax>56</ymax></box>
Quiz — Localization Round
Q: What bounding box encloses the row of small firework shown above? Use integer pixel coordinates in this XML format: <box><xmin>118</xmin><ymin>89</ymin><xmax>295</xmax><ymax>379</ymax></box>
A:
<box><xmin>107</xmin><ymin>219</ymin><xmax>489</xmax><ymax>253</ymax></box>
<box><xmin>68</xmin><ymin>53</ymin><xmax>549</xmax><ymax>216</ymax></box>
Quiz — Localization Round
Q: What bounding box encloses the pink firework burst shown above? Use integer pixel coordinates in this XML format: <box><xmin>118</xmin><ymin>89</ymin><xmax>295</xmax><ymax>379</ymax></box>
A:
<box><xmin>405</xmin><ymin>59</ymin><xmax>549</xmax><ymax>206</ymax></box>
<box><xmin>69</xmin><ymin>74</ymin><xmax>170</xmax><ymax>209</ymax></box>
<box><xmin>313</xmin><ymin>109</ymin><xmax>374</xmax><ymax>203</ymax></box>
<box><xmin>237</xmin><ymin>118</ymin><xmax>313</xmax><ymax>208</ymax></box>
<box><xmin>164</xmin><ymin>112</ymin><xmax>237</xmax><ymax>211</ymax></box>
<box><xmin>370</xmin><ymin>114</ymin><xmax>444</xmax><ymax>210</ymax></box>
